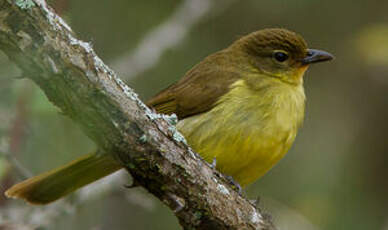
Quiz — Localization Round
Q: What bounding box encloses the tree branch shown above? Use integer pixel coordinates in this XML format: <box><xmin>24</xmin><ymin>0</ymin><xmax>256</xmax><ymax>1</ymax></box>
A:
<box><xmin>0</xmin><ymin>1</ymin><xmax>275</xmax><ymax>229</ymax></box>
<box><xmin>112</xmin><ymin>0</ymin><xmax>236</xmax><ymax>80</ymax></box>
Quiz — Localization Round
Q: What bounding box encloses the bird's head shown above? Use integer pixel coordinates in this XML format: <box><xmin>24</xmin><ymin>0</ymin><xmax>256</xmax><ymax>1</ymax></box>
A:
<box><xmin>233</xmin><ymin>28</ymin><xmax>334</xmax><ymax>85</ymax></box>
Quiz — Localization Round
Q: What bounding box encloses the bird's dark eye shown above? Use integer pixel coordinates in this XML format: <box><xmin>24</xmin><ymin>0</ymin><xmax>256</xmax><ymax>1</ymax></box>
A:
<box><xmin>273</xmin><ymin>51</ymin><xmax>289</xmax><ymax>62</ymax></box>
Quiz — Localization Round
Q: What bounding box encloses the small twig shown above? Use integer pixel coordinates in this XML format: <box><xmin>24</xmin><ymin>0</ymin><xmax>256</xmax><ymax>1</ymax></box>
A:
<box><xmin>0</xmin><ymin>169</ymin><xmax>153</xmax><ymax>229</ymax></box>
<box><xmin>0</xmin><ymin>150</ymin><xmax>32</xmax><ymax>179</ymax></box>
<box><xmin>0</xmin><ymin>198</ymin><xmax>75</xmax><ymax>228</ymax></box>
<box><xmin>0</xmin><ymin>82</ymin><xmax>33</xmax><ymax>179</ymax></box>
<box><xmin>112</xmin><ymin>0</ymin><xmax>237</xmax><ymax>80</ymax></box>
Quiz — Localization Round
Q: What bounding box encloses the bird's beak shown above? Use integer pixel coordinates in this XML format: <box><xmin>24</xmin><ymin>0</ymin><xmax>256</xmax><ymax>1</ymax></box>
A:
<box><xmin>302</xmin><ymin>49</ymin><xmax>334</xmax><ymax>65</ymax></box>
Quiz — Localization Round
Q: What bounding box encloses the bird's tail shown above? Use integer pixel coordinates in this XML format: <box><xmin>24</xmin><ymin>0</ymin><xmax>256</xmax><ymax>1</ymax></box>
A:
<box><xmin>5</xmin><ymin>152</ymin><xmax>122</xmax><ymax>205</ymax></box>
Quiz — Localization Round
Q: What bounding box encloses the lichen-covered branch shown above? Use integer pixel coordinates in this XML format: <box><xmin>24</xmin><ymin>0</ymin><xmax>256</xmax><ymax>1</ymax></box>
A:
<box><xmin>0</xmin><ymin>1</ymin><xmax>275</xmax><ymax>229</ymax></box>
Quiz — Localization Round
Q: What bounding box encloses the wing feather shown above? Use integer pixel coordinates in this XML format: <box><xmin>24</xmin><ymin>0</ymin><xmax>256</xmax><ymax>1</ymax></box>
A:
<box><xmin>146</xmin><ymin>50</ymin><xmax>241</xmax><ymax>119</ymax></box>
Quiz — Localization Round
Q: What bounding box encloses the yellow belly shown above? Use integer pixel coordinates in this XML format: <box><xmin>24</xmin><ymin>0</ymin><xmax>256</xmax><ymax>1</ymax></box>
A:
<box><xmin>177</xmin><ymin>79</ymin><xmax>305</xmax><ymax>187</ymax></box>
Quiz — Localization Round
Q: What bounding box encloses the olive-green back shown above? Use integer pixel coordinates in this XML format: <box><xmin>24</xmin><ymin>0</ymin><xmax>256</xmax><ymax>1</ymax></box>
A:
<box><xmin>147</xmin><ymin>50</ymin><xmax>242</xmax><ymax>119</ymax></box>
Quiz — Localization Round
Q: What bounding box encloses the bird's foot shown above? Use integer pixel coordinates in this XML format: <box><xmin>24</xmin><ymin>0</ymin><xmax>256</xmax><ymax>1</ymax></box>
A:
<box><xmin>210</xmin><ymin>157</ymin><xmax>217</xmax><ymax>169</ymax></box>
<box><xmin>225</xmin><ymin>175</ymin><xmax>243</xmax><ymax>195</ymax></box>
<box><xmin>249</xmin><ymin>196</ymin><xmax>261</xmax><ymax>210</ymax></box>
<box><xmin>208</xmin><ymin>158</ymin><xmax>243</xmax><ymax>195</ymax></box>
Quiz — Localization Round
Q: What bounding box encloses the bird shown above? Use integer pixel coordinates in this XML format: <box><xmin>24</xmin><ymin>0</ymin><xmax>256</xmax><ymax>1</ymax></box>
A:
<box><xmin>5</xmin><ymin>28</ymin><xmax>333</xmax><ymax>204</ymax></box>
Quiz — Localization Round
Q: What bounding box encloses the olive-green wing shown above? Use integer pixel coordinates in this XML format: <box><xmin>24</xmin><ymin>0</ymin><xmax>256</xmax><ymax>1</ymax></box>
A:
<box><xmin>146</xmin><ymin>51</ymin><xmax>240</xmax><ymax>119</ymax></box>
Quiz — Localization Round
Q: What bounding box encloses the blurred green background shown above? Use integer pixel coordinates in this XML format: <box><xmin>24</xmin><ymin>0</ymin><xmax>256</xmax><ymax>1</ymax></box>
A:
<box><xmin>1</xmin><ymin>0</ymin><xmax>387</xmax><ymax>229</ymax></box>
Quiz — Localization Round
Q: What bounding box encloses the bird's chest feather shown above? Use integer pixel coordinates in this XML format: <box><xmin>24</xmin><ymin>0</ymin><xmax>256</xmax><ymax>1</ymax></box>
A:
<box><xmin>177</xmin><ymin>79</ymin><xmax>305</xmax><ymax>186</ymax></box>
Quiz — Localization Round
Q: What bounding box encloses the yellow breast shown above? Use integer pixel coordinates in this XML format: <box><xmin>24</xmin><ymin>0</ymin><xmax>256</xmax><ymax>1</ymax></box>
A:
<box><xmin>177</xmin><ymin>78</ymin><xmax>305</xmax><ymax>187</ymax></box>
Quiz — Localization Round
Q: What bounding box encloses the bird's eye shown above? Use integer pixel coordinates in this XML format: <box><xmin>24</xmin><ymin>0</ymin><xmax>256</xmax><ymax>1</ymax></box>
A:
<box><xmin>273</xmin><ymin>51</ymin><xmax>289</xmax><ymax>62</ymax></box>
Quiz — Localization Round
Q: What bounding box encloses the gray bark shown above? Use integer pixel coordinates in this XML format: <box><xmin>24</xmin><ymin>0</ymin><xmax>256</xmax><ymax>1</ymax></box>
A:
<box><xmin>0</xmin><ymin>1</ymin><xmax>275</xmax><ymax>229</ymax></box>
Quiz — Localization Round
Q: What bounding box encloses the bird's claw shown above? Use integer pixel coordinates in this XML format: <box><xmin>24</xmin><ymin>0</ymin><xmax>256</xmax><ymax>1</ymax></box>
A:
<box><xmin>208</xmin><ymin>158</ymin><xmax>243</xmax><ymax>195</ymax></box>
<box><xmin>210</xmin><ymin>157</ymin><xmax>217</xmax><ymax>169</ymax></box>
<box><xmin>225</xmin><ymin>175</ymin><xmax>243</xmax><ymax>195</ymax></box>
